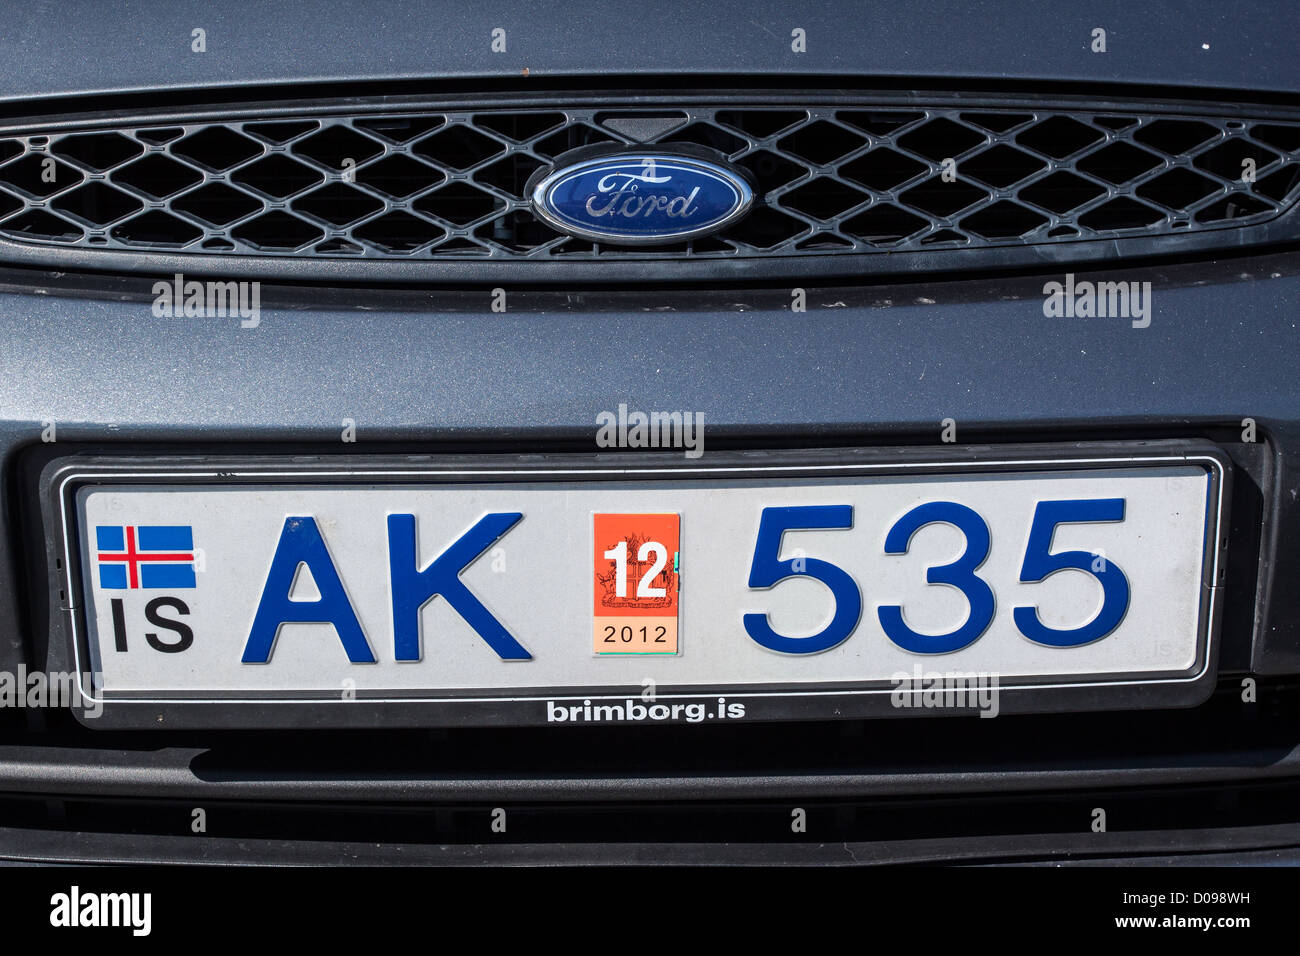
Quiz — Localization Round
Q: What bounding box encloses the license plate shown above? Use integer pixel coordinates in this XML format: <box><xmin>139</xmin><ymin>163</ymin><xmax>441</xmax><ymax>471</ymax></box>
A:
<box><xmin>47</xmin><ymin>446</ymin><xmax>1227</xmax><ymax>727</ymax></box>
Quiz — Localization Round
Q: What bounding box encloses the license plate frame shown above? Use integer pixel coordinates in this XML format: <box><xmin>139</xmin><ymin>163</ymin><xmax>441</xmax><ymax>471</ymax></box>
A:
<box><xmin>39</xmin><ymin>441</ymin><xmax>1231</xmax><ymax>729</ymax></box>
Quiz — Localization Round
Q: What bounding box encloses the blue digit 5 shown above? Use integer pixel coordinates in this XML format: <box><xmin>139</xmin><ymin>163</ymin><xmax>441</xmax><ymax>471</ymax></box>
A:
<box><xmin>743</xmin><ymin>505</ymin><xmax>862</xmax><ymax>654</ymax></box>
<box><xmin>1013</xmin><ymin>498</ymin><xmax>1130</xmax><ymax>647</ymax></box>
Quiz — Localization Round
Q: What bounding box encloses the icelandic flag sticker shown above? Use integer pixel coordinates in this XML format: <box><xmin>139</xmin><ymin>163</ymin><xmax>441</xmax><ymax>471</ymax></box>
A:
<box><xmin>95</xmin><ymin>525</ymin><xmax>197</xmax><ymax>590</ymax></box>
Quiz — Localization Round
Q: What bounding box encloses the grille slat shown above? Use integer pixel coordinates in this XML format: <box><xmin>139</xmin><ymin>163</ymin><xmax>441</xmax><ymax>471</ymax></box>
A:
<box><xmin>0</xmin><ymin>101</ymin><xmax>1296</xmax><ymax>264</ymax></box>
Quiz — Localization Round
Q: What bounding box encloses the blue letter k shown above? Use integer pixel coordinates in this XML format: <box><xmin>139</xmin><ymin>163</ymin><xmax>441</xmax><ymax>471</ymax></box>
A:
<box><xmin>388</xmin><ymin>512</ymin><xmax>530</xmax><ymax>662</ymax></box>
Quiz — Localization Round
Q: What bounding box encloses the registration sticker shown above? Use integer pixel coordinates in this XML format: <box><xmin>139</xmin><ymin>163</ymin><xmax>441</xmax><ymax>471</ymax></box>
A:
<box><xmin>593</xmin><ymin>513</ymin><xmax>680</xmax><ymax>655</ymax></box>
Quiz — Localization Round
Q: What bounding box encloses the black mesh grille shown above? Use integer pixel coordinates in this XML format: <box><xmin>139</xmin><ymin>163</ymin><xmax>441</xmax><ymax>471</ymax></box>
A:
<box><xmin>0</xmin><ymin>101</ymin><xmax>1297</xmax><ymax>263</ymax></box>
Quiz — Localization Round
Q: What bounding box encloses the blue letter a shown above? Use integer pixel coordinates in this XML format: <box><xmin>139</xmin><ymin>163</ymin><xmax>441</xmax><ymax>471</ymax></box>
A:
<box><xmin>388</xmin><ymin>512</ymin><xmax>529</xmax><ymax>661</ymax></box>
<box><xmin>242</xmin><ymin>516</ymin><xmax>376</xmax><ymax>664</ymax></box>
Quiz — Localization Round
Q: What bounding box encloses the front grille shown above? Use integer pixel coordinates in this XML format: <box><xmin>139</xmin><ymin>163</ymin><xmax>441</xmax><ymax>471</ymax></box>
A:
<box><xmin>1</xmin><ymin>96</ymin><xmax>1298</xmax><ymax>276</ymax></box>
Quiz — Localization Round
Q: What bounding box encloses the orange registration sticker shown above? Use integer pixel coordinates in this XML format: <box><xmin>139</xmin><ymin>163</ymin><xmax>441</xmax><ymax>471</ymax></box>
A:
<box><xmin>593</xmin><ymin>513</ymin><xmax>680</xmax><ymax>655</ymax></box>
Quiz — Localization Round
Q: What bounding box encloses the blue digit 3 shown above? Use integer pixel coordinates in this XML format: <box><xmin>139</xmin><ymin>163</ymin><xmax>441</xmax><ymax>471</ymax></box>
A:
<box><xmin>878</xmin><ymin>501</ymin><xmax>995</xmax><ymax>654</ymax></box>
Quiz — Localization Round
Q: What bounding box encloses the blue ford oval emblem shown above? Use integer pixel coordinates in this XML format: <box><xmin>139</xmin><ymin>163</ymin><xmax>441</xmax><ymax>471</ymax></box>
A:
<box><xmin>530</xmin><ymin>151</ymin><xmax>754</xmax><ymax>245</ymax></box>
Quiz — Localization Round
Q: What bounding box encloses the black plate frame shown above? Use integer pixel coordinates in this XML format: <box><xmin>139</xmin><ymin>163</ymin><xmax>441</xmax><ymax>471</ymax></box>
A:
<box><xmin>39</xmin><ymin>440</ymin><xmax>1231</xmax><ymax>729</ymax></box>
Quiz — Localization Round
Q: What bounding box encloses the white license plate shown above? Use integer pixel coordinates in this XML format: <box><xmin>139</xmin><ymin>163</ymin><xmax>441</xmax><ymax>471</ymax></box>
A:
<box><xmin>56</xmin><ymin>451</ymin><xmax>1225</xmax><ymax>724</ymax></box>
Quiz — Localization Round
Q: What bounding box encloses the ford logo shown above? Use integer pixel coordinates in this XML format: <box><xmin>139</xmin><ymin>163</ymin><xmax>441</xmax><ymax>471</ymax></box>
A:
<box><xmin>529</xmin><ymin>149</ymin><xmax>754</xmax><ymax>245</ymax></box>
